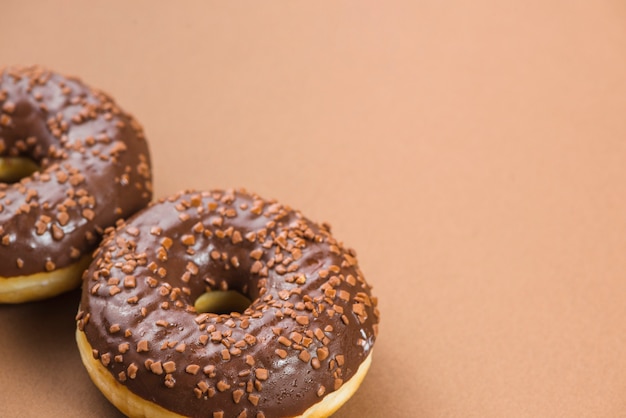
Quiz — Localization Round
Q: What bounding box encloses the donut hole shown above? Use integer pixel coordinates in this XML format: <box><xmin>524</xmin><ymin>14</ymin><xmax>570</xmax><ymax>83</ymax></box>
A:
<box><xmin>194</xmin><ymin>290</ymin><xmax>252</xmax><ymax>315</ymax></box>
<box><xmin>0</xmin><ymin>157</ymin><xmax>40</xmax><ymax>184</ymax></box>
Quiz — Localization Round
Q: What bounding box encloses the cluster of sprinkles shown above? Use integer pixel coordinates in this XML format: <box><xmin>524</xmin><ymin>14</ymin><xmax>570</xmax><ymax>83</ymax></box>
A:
<box><xmin>77</xmin><ymin>189</ymin><xmax>380</xmax><ymax>417</ymax></box>
<box><xmin>0</xmin><ymin>66</ymin><xmax>152</xmax><ymax>277</ymax></box>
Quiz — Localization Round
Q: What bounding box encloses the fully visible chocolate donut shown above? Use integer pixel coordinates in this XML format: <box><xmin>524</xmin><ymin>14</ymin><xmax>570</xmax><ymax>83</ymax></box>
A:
<box><xmin>76</xmin><ymin>189</ymin><xmax>379</xmax><ymax>417</ymax></box>
<box><xmin>0</xmin><ymin>66</ymin><xmax>152</xmax><ymax>303</ymax></box>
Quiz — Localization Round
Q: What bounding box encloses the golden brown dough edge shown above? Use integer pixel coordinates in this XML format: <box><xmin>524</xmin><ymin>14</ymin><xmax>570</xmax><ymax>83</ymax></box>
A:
<box><xmin>76</xmin><ymin>328</ymin><xmax>373</xmax><ymax>418</ymax></box>
<box><xmin>0</xmin><ymin>256</ymin><xmax>91</xmax><ymax>303</ymax></box>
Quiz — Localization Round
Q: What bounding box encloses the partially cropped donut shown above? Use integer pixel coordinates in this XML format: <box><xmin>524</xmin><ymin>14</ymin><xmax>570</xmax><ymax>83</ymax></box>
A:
<box><xmin>76</xmin><ymin>189</ymin><xmax>379</xmax><ymax>417</ymax></box>
<box><xmin>0</xmin><ymin>66</ymin><xmax>152</xmax><ymax>303</ymax></box>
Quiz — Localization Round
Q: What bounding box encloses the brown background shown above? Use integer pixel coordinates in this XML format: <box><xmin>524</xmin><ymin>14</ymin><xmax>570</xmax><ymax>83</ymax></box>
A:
<box><xmin>2</xmin><ymin>1</ymin><xmax>626</xmax><ymax>417</ymax></box>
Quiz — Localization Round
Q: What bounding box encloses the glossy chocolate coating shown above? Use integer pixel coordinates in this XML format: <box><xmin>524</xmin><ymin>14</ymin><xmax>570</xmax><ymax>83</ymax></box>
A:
<box><xmin>0</xmin><ymin>66</ymin><xmax>152</xmax><ymax>277</ymax></box>
<box><xmin>78</xmin><ymin>190</ymin><xmax>380</xmax><ymax>417</ymax></box>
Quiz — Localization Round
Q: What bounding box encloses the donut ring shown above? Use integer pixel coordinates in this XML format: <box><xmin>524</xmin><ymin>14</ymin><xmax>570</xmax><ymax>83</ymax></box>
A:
<box><xmin>0</xmin><ymin>66</ymin><xmax>152</xmax><ymax>303</ymax></box>
<box><xmin>76</xmin><ymin>189</ymin><xmax>379</xmax><ymax>417</ymax></box>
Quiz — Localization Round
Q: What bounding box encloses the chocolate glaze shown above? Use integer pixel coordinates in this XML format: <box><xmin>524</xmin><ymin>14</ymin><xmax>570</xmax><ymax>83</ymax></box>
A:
<box><xmin>78</xmin><ymin>190</ymin><xmax>380</xmax><ymax>417</ymax></box>
<box><xmin>0</xmin><ymin>66</ymin><xmax>152</xmax><ymax>277</ymax></box>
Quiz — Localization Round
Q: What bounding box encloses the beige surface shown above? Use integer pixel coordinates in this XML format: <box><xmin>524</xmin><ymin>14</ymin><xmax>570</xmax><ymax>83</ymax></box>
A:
<box><xmin>2</xmin><ymin>1</ymin><xmax>626</xmax><ymax>417</ymax></box>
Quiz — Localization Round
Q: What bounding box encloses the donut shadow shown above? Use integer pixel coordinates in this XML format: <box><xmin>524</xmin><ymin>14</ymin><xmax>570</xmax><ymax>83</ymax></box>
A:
<box><xmin>0</xmin><ymin>289</ymin><xmax>124</xmax><ymax>417</ymax></box>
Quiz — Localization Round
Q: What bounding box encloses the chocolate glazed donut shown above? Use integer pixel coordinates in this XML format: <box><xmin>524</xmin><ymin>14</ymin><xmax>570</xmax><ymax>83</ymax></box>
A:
<box><xmin>76</xmin><ymin>189</ymin><xmax>380</xmax><ymax>417</ymax></box>
<box><xmin>0</xmin><ymin>66</ymin><xmax>152</xmax><ymax>302</ymax></box>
